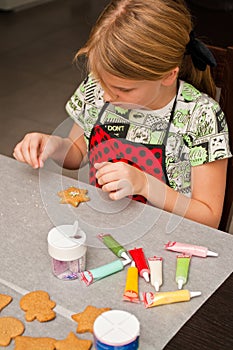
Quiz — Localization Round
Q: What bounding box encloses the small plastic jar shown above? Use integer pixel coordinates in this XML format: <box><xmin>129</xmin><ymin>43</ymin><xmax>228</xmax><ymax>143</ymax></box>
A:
<box><xmin>47</xmin><ymin>223</ymin><xmax>87</xmax><ymax>280</ymax></box>
<box><xmin>93</xmin><ymin>310</ymin><xmax>140</xmax><ymax>350</ymax></box>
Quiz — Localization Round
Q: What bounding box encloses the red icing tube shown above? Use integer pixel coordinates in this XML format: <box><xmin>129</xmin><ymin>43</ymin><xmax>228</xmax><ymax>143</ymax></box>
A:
<box><xmin>128</xmin><ymin>247</ymin><xmax>150</xmax><ymax>282</ymax></box>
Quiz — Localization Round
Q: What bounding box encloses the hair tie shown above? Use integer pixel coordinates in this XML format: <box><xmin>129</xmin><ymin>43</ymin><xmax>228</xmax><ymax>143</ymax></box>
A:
<box><xmin>186</xmin><ymin>31</ymin><xmax>217</xmax><ymax>71</ymax></box>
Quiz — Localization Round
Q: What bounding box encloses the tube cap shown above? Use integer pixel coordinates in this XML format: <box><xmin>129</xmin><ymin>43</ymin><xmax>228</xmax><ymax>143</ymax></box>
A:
<box><xmin>190</xmin><ymin>291</ymin><xmax>202</xmax><ymax>298</ymax></box>
<box><xmin>142</xmin><ymin>271</ymin><xmax>150</xmax><ymax>283</ymax></box>
<box><xmin>207</xmin><ymin>250</ymin><xmax>218</xmax><ymax>257</ymax></box>
<box><xmin>121</xmin><ymin>251</ymin><xmax>131</xmax><ymax>261</ymax></box>
<box><xmin>154</xmin><ymin>281</ymin><xmax>160</xmax><ymax>292</ymax></box>
<box><xmin>177</xmin><ymin>279</ymin><xmax>184</xmax><ymax>290</ymax></box>
<box><xmin>122</xmin><ymin>257</ymin><xmax>132</xmax><ymax>266</ymax></box>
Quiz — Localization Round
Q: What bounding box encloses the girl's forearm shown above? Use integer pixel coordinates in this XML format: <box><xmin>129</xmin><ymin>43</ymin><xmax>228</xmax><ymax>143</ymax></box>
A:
<box><xmin>50</xmin><ymin>136</ymin><xmax>85</xmax><ymax>170</ymax></box>
<box><xmin>141</xmin><ymin>174</ymin><xmax>221</xmax><ymax>228</ymax></box>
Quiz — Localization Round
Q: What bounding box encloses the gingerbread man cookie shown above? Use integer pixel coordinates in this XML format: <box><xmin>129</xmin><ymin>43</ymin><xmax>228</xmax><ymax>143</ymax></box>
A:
<box><xmin>57</xmin><ymin>187</ymin><xmax>90</xmax><ymax>207</ymax></box>
<box><xmin>0</xmin><ymin>317</ymin><xmax>24</xmax><ymax>346</ymax></box>
<box><xmin>20</xmin><ymin>290</ymin><xmax>56</xmax><ymax>322</ymax></box>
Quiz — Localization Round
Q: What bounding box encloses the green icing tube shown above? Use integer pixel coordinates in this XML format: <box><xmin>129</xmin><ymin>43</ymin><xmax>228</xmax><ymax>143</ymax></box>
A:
<box><xmin>98</xmin><ymin>234</ymin><xmax>130</xmax><ymax>260</ymax></box>
<box><xmin>175</xmin><ymin>254</ymin><xmax>191</xmax><ymax>289</ymax></box>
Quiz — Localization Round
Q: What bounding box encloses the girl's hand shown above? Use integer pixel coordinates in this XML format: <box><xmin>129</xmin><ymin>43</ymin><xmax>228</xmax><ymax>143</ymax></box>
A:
<box><xmin>13</xmin><ymin>133</ymin><xmax>64</xmax><ymax>169</ymax></box>
<box><xmin>95</xmin><ymin>161</ymin><xmax>147</xmax><ymax>200</ymax></box>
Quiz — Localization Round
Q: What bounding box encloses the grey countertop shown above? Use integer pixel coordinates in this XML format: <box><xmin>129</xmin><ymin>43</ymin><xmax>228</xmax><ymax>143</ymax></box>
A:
<box><xmin>1</xmin><ymin>154</ymin><xmax>233</xmax><ymax>349</ymax></box>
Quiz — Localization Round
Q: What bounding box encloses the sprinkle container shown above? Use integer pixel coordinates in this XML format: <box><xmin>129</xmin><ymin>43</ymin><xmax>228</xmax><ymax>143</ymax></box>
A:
<box><xmin>47</xmin><ymin>223</ymin><xmax>87</xmax><ymax>280</ymax></box>
<box><xmin>93</xmin><ymin>310</ymin><xmax>140</xmax><ymax>349</ymax></box>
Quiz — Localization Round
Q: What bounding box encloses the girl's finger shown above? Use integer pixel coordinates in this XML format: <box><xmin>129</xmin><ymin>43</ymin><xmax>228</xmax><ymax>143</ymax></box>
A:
<box><xmin>94</xmin><ymin>162</ymin><xmax>109</xmax><ymax>170</ymax></box>
<box><xmin>109</xmin><ymin>184</ymin><xmax>132</xmax><ymax>200</ymax></box>
<box><xmin>13</xmin><ymin>147</ymin><xmax>26</xmax><ymax>164</ymax></box>
<box><xmin>28</xmin><ymin>139</ymin><xmax>42</xmax><ymax>168</ymax></box>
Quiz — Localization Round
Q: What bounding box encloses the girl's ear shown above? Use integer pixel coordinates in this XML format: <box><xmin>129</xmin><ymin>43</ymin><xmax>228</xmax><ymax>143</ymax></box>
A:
<box><xmin>162</xmin><ymin>67</ymin><xmax>179</xmax><ymax>86</ymax></box>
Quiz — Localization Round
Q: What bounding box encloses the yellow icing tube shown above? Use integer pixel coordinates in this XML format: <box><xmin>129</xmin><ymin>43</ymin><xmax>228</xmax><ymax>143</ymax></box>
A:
<box><xmin>143</xmin><ymin>290</ymin><xmax>201</xmax><ymax>308</ymax></box>
<box><xmin>123</xmin><ymin>262</ymin><xmax>140</xmax><ymax>303</ymax></box>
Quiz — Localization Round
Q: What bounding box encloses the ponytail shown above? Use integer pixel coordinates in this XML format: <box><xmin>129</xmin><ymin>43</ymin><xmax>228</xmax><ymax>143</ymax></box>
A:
<box><xmin>179</xmin><ymin>31</ymin><xmax>217</xmax><ymax>98</ymax></box>
<box><xmin>179</xmin><ymin>54</ymin><xmax>216</xmax><ymax>98</ymax></box>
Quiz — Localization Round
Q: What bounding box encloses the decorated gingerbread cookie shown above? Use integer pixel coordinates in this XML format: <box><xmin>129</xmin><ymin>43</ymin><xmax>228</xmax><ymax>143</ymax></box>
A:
<box><xmin>57</xmin><ymin>187</ymin><xmax>90</xmax><ymax>207</ymax></box>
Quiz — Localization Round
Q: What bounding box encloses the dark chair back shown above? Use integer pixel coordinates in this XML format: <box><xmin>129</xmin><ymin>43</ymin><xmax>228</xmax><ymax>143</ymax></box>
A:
<box><xmin>208</xmin><ymin>45</ymin><xmax>233</xmax><ymax>232</ymax></box>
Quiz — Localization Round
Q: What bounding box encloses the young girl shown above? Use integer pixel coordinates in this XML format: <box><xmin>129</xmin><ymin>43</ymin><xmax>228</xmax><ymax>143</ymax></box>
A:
<box><xmin>13</xmin><ymin>0</ymin><xmax>232</xmax><ymax>228</ymax></box>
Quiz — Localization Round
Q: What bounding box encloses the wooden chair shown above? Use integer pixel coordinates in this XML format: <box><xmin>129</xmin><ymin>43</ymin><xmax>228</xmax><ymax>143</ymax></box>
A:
<box><xmin>208</xmin><ymin>45</ymin><xmax>233</xmax><ymax>232</ymax></box>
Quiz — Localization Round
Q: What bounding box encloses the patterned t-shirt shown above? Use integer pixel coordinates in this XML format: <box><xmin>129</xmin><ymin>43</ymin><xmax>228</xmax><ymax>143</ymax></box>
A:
<box><xmin>66</xmin><ymin>75</ymin><xmax>232</xmax><ymax>197</ymax></box>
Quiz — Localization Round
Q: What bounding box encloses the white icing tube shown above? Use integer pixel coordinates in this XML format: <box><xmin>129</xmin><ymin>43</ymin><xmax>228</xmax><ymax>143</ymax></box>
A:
<box><xmin>148</xmin><ymin>256</ymin><xmax>163</xmax><ymax>292</ymax></box>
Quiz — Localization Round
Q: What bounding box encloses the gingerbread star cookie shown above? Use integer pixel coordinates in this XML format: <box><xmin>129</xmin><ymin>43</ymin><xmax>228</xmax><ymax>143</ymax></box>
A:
<box><xmin>14</xmin><ymin>336</ymin><xmax>56</xmax><ymax>350</ymax></box>
<box><xmin>0</xmin><ymin>293</ymin><xmax>12</xmax><ymax>311</ymax></box>
<box><xmin>71</xmin><ymin>305</ymin><xmax>111</xmax><ymax>333</ymax></box>
<box><xmin>55</xmin><ymin>332</ymin><xmax>92</xmax><ymax>350</ymax></box>
<box><xmin>57</xmin><ymin>187</ymin><xmax>90</xmax><ymax>207</ymax></box>
<box><xmin>0</xmin><ymin>317</ymin><xmax>25</xmax><ymax>346</ymax></box>
<box><xmin>20</xmin><ymin>290</ymin><xmax>56</xmax><ymax>322</ymax></box>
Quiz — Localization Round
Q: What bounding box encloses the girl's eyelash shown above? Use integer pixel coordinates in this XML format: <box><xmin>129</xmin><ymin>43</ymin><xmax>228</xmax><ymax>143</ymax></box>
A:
<box><xmin>118</xmin><ymin>88</ymin><xmax>133</xmax><ymax>92</ymax></box>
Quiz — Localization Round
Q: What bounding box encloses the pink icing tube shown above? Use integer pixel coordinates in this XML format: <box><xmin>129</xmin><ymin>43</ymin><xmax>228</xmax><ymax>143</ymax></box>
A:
<box><xmin>165</xmin><ymin>241</ymin><xmax>218</xmax><ymax>258</ymax></box>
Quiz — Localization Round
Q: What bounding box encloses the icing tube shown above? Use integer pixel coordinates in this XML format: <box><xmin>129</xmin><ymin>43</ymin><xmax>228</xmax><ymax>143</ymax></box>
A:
<box><xmin>98</xmin><ymin>233</ymin><xmax>130</xmax><ymax>260</ymax></box>
<box><xmin>148</xmin><ymin>257</ymin><xmax>163</xmax><ymax>292</ymax></box>
<box><xmin>143</xmin><ymin>290</ymin><xmax>201</xmax><ymax>308</ymax></box>
<box><xmin>128</xmin><ymin>248</ymin><xmax>150</xmax><ymax>282</ymax></box>
<box><xmin>78</xmin><ymin>259</ymin><xmax>130</xmax><ymax>286</ymax></box>
<box><xmin>123</xmin><ymin>262</ymin><xmax>140</xmax><ymax>303</ymax></box>
<box><xmin>165</xmin><ymin>241</ymin><xmax>218</xmax><ymax>257</ymax></box>
<box><xmin>176</xmin><ymin>254</ymin><xmax>191</xmax><ymax>289</ymax></box>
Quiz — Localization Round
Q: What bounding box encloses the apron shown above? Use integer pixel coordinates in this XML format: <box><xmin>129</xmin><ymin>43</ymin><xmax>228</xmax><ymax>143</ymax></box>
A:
<box><xmin>88</xmin><ymin>90</ymin><xmax>178</xmax><ymax>203</ymax></box>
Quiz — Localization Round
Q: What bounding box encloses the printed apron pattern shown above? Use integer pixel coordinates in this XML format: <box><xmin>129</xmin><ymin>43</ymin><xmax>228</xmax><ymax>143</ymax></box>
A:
<box><xmin>88</xmin><ymin>82</ymin><xmax>179</xmax><ymax>202</ymax></box>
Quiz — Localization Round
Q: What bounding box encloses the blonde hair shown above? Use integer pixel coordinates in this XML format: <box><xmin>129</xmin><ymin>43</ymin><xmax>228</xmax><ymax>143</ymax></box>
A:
<box><xmin>75</xmin><ymin>0</ymin><xmax>216</xmax><ymax>98</ymax></box>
